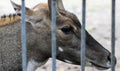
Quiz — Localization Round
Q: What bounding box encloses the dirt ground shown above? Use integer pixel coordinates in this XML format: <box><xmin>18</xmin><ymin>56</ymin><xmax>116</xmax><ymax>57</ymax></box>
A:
<box><xmin>0</xmin><ymin>0</ymin><xmax>120</xmax><ymax>71</ymax></box>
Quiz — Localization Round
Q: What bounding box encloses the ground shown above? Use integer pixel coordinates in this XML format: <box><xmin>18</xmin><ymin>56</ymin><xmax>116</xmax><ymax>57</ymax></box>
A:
<box><xmin>0</xmin><ymin>0</ymin><xmax>120</xmax><ymax>71</ymax></box>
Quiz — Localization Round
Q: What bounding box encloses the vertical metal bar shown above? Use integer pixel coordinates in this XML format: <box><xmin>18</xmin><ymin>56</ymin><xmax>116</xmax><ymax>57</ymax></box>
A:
<box><xmin>81</xmin><ymin>0</ymin><xmax>86</xmax><ymax>71</ymax></box>
<box><xmin>111</xmin><ymin>0</ymin><xmax>116</xmax><ymax>71</ymax></box>
<box><xmin>21</xmin><ymin>0</ymin><xmax>27</xmax><ymax>71</ymax></box>
<box><xmin>51</xmin><ymin>0</ymin><xmax>56</xmax><ymax>71</ymax></box>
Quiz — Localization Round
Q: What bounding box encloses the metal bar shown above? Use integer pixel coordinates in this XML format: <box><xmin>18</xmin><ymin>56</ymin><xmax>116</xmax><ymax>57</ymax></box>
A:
<box><xmin>111</xmin><ymin>0</ymin><xmax>116</xmax><ymax>71</ymax></box>
<box><xmin>81</xmin><ymin>0</ymin><xmax>86</xmax><ymax>71</ymax></box>
<box><xmin>51</xmin><ymin>0</ymin><xmax>57</xmax><ymax>71</ymax></box>
<box><xmin>21</xmin><ymin>0</ymin><xmax>27</xmax><ymax>71</ymax></box>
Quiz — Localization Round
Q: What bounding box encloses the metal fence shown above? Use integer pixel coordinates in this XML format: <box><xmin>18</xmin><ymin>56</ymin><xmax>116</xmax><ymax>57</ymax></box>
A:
<box><xmin>21</xmin><ymin>0</ymin><xmax>27</xmax><ymax>71</ymax></box>
<box><xmin>21</xmin><ymin>0</ymin><xmax>116</xmax><ymax>71</ymax></box>
<box><xmin>111</xmin><ymin>0</ymin><xmax>116</xmax><ymax>71</ymax></box>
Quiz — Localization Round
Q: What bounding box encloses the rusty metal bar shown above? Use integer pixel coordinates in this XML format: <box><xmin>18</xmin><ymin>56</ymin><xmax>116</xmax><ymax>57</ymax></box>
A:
<box><xmin>51</xmin><ymin>0</ymin><xmax>57</xmax><ymax>71</ymax></box>
<box><xmin>21</xmin><ymin>0</ymin><xmax>27</xmax><ymax>71</ymax></box>
<box><xmin>81</xmin><ymin>0</ymin><xmax>86</xmax><ymax>71</ymax></box>
<box><xmin>111</xmin><ymin>0</ymin><xmax>116</xmax><ymax>71</ymax></box>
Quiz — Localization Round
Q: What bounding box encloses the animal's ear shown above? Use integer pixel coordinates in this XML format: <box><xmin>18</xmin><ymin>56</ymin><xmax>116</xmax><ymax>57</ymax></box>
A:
<box><xmin>26</xmin><ymin>21</ymin><xmax>34</xmax><ymax>32</ymax></box>
<box><xmin>26</xmin><ymin>21</ymin><xmax>41</xmax><ymax>32</ymax></box>
<box><xmin>48</xmin><ymin>0</ymin><xmax>61</xmax><ymax>16</ymax></box>
<box><xmin>48</xmin><ymin>0</ymin><xmax>65</xmax><ymax>11</ymax></box>
<box><xmin>10</xmin><ymin>0</ymin><xmax>34</xmax><ymax>16</ymax></box>
<box><xmin>56</xmin><ymin>0</ymin><xmax>65</xmax><ymax>10</ymax></box>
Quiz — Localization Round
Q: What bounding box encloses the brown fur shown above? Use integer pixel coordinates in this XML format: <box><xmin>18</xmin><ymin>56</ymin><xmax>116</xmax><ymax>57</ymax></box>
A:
<box><xmin>0</xmin><ymin>14</ymin><xmax>20</xmax><ymax>26</ymax></box>
<box><xmin>0</xmin><ymin>3</ymin><xmax>48</xmax><ymax>27</ymax></box>
<box><xmin>33</xmin><ymin>3</ymin><xmax>48</xmax><ymax>10</ymax></box>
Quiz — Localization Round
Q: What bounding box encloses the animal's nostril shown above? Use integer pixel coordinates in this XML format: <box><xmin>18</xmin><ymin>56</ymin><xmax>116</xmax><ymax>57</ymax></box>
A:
<box><xmin>108</xmin><ymin>55</ymin><xmax>111</xmax><ymax>62</ymax></box>
<box><xmin>108</xmin><ymin>54</ymin><xmax>117</xmax><ymax>66</ymax></box>
<box><xmin>106</xmin><ymin>55</ymin><xmax>112</xmax><ymax>67</ymax></box>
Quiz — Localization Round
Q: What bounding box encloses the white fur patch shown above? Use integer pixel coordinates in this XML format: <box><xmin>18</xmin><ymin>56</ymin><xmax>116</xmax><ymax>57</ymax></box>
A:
<box><xmin>58</xmin><ymin>47</ymin><xmax>64</xmax><ymax>52</ymax></box>
<box><xmin>27</xmin><ymin>60</ymin><xmax>40</xmax><ymax>71</ymax></box>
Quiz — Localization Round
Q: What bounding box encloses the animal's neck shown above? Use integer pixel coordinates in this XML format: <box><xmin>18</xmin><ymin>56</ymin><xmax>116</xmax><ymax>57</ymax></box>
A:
<box><xmin>0</xmin><ymin>14</ymin><xmax>20</xmax><ymax>26</ymax></box>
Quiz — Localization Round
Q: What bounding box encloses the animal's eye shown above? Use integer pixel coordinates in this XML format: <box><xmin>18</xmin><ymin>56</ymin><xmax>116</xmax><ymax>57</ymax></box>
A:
<box><xmin>61</xmin><ymin>26</ymin><xmax>73</xmax><ymax>34</ymax></box>
<box><xmin>35</xmin><ymin>19</ymin><xmax>43</xmax><ymax>23</ymax></box>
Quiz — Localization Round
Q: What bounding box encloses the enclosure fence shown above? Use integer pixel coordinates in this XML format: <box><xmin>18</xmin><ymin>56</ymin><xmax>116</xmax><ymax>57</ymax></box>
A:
<box><xmin>20</xmin><ymin>0</ymin><xmax>116</xmax><ymax>71</ymax></box>
<box><xmin>111</xmin><ymin>0</ymin><xmax>116</xmax><ymax>71</ymax></box>
<box><xmin>21</xmin><ymin>0</ymin><xmax>27</xmax><ymax>71</ymax></box>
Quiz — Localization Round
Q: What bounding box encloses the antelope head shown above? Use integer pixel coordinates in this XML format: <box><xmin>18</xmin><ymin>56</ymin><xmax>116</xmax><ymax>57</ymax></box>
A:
<box><xmin>48</xmin><ymin>0</ymin><xmax>116</xmax><ymax>70</ymax></box>
<box><xmin>10</xmin><ymin>0</ymin><xmax>116</xmax><ymax>70</ymax></box>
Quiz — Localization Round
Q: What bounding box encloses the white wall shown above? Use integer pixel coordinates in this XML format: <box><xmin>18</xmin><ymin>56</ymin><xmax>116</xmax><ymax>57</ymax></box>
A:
<box><xmin>0</xmin><ymin>0</ymin><xmax>47</xmax><ymax>15</ymax></box>
<box><xmin>0</xmin><ymin>0</ymin><xmax>81</xmax><ymax>16</ymax></box>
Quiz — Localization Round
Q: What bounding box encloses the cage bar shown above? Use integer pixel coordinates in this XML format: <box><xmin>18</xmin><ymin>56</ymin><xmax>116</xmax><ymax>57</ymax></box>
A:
<box><xmin>111</xmin><ymin>0</ymin><xmax>116</xmax><ymax>71</ymax></box>
<box><xmin>81</xmin><ymin>0</ymin><xmax>86</xmax><ymax>71</ymax></box>
<box><xmin>21</xmin><ymin>0</ymin><xmax>27</xmax><ymax>71</ymax></box>
<box><xmin>51</xmin><ymin>0</ymin><xmax>57</xmax><ymax>71</ymax></box>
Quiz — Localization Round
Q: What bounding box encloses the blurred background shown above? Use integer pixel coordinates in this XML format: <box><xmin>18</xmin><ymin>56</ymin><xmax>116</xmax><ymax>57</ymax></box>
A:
<box><xmin>0</xmin><ymin>0</ymin><xmax>120</xmax><ymax>71</ymax></box>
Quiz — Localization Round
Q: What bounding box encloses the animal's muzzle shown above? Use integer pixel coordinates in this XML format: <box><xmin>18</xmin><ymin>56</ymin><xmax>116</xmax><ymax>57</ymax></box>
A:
<box><xmin>93</xmin><ymin>53</ymin><xmax>117</xmax><ymax>70</ymax></box>
<box><xmin>107</xmin><ymin>53</ymin><xmax>117</xmax><ymax>67</ymax></box>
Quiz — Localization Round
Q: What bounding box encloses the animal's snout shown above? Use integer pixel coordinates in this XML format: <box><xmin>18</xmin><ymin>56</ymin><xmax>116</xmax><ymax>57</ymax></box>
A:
<box><xmin>107</xmin><ymin>54</ymin><xmax>117</xmax><ymax>67</ymax></box>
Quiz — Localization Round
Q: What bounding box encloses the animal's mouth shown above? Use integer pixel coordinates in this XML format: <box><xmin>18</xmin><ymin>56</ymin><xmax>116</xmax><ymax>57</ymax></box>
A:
<box><xmin>90</xmin><ymin>61</ymin><xmax>111</xmax><ymax>70</ymax></box>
